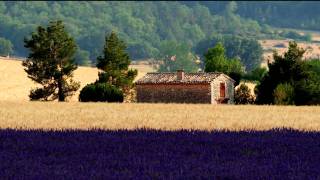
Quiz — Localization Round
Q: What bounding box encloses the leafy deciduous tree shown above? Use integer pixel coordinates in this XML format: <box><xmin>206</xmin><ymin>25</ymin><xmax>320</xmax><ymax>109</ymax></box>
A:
<box><xmin>195</xmin><ymin>34</ymin><xmax>263</xmax><ymax>71</ymax></box>
<box><xmin>157</xmin><ymin>41</ymin><xmax>199</xmax><ymax>72</ymax></box>
<box><xmin>204</xmin><ymin>42</ymin><xmax>244</xmax><ymax>85</ymax></box>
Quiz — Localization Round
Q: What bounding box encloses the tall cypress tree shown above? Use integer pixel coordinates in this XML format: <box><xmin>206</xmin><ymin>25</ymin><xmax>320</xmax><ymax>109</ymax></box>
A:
<box><xmin>23</xmin><ymin>20</ymin><xmax>80</xmax><ymax>101</ymax></box>
<box><xmin>96</xmin><ymin>31</ymin><xmax>137</xmax><ymax>95</ymax></box>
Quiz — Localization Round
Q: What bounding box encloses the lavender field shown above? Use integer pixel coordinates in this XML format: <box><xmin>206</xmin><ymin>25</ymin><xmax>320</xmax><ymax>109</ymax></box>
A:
<box><xmin>1</xmin><ymin>129</ymin><xmax>320</xmax><ymax>179</ymax></box>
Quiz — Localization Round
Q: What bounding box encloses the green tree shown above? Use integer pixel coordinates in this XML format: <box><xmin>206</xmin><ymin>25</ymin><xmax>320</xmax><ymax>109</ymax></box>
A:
<box><xmin>255</xmin><ymin>41</ymin><xmax>309</xmax><ymax>104</ymax></box>
<box><xmin>157</xmin><ymin>41</ymin><xmax>199</xmax><ymax>72</ymax></box>
<box><xmin>234</xmin><ymin>84</ymin><xmax>254</xmax><ymax>104</ymax></box>
<box><xmin>204</xmin><ymin>42</ymin><xmax>228</xmax><ymax>72</ymax></box>
<box><xmin>195</xmin><ymin>34</ymin><xmax>263</xmax><ymax>71</ymax></box>
<box><xmin>22</xmin><ymin>20</ymin><xmax>80</xmax><ymax>101</ymax></box>
<box><xmin>204</xmin><ymin>42</ymin><xmax>244</xmax><ymax>85</ymax></box>
<box><xmin>243</xmin><ymin>67</ymin><xmax>267</xmax><ymax>82</ymax></box>
<box><xmin>79</xmin><ymin>31</ymin><xmax>137</xmax><ymax>102</ymax></box>
<box><xmin>225</xmin><ymin>1</ymin><xmax>237</xmax><ymax>17</ymax></box>
<box><xmin>227</xmin><ymin>57</ymin><xmax>244</xmax><ymax>85</ymax></box>
<box><xmin>0</xmin><ymin>37</ymin><xmax>13</xmax><ymax>56</ymax></box>
<box><xmin>75</xmin><ymin>49</ymin><xmax>91</xmax><ymax>66</ymax></box>
<box><xmin>294</xmin><ymin>59</ymin><xmax>320</xmax><ymax>105</ymax></box>
<box><xmin>273</xmin><ymin>83</ymin><xmax>295</xmax><ymax>105</ymax></box>
<box><xmin>96</xmin><ymin>31</ymin><xmax>137</xmax><ymax>94</ymax></box>
<box><xmin>304</xmin><ymin>33</ymin><xmax>312</xmax><ymax>42</ymax></box>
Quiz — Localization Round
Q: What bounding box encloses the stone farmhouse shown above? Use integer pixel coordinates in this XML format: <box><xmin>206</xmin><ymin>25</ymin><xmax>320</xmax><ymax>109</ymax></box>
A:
<box><xmin>135</xmin><ymin>70</ymin><xmax>235</xmax><ymax>104</ymax></box>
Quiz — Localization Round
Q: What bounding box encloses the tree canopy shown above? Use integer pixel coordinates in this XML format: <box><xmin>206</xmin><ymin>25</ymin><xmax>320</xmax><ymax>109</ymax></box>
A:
<box><xmin>80</xmin><ymin>31</ymin><xmax>137</xmax><ymax>102</ymax></box>
<box><xmin>204</xmin><ymin>42</ymin><xmax>244</xmax><ymax>85</ymax></box>
<box><xmin>255</xmin><ymin>41</ymin><xmax>320</xmax><ymax>105</ymax></box>
<box><xmin>195</xmin><ymin>34</ymin><xmax>263</xmax><ymax>71</ymax></box>
<box><xmin>96</xmin><ymin>31</ymin><xmax>137</xmax><ymax>91</ymax></box>
<box><xmin>157</xmin><ymin>41</ymin><xmax>199</xmax><ymax>73</ymax></box>
<box><xmin>0</xmin><ymin>37</ymin><xmax>13</xmax><ymax>56</ymax></box>
<box><xmin>234</xmin><ymin>84</ymin><xmax>254</xmax><ymax>104</ymax></box>
<box><xmin>196</xmin><ymin>1</ymin><xmax>320</xmax><ymax>31</ymax></box>
<box><xmin>22</xmin><ymin>20</ymin><xmax>80</xmax><ymax>101</ymax></box>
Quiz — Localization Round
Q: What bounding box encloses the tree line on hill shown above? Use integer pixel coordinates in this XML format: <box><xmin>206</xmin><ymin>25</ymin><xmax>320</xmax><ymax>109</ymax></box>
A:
<box><xmin>22</xmin><ymin>20</ymin><xmax>320</xmax><ymax>105</ymax></box>
<box><xmin>0</xmin><ymin>1</ymin><xmax>269</xmax><ymax>62</ymax></box>
<box><xmin>0</xmin><ymin>1</ymin><xmax>316</xmax><ymax>71</ymax></box>
<box><xmin>192</xmin><ymin>1</ymin><xmax>320</xmax><ymax>32</ymax></box>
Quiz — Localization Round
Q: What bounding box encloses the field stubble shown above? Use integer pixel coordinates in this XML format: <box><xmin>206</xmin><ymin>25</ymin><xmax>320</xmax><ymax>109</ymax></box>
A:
<box><xmin>0</xmin><ymin>101</ymin><xmax>319</xmax><ymax>131</ymax></box>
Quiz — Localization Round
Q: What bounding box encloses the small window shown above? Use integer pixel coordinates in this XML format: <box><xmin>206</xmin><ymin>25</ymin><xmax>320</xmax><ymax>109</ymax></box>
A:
<box><xmin>220</xmin><ymin>83</ymin><xmax>225</xmax><ymax>98</ymax></box>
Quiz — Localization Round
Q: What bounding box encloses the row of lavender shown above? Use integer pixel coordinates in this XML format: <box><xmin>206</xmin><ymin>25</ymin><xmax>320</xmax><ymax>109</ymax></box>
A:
<box><xmin>0</xmin><ymin>129</ymin><xmax>319</xmax><ymax>179</ymax></box>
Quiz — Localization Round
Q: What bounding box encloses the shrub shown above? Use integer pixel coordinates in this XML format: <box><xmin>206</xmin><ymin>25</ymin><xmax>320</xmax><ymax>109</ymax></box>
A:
<box><xmin>234</xmin><ymin>84</ymin><xmax>254</xmax><ymax>104</ymax></box>
<box><xmin>273</xmin><ymin>83</ymin><xmax>295</xmax><ymax>105</ymax></box>
<box><xmin>79</xmin><ymin>83</ymin><xmax>123</xmax><ymax>102</ymax></box>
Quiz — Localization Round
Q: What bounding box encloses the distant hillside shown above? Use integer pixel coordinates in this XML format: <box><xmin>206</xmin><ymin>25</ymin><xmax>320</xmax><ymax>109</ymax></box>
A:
<box><xmin>0</xmin><ymin>1</ymin><xmax>273</xmax><ymax>63</ymax></box>
<box><xmin>1</xmin><ymin>1</ymin><xmax>319</xmax><ymax>69</ymax></box>
<box><xmin>196</xmin><ymin>2</ymin><xmax>320</xmax><ymax>31</ymax></box>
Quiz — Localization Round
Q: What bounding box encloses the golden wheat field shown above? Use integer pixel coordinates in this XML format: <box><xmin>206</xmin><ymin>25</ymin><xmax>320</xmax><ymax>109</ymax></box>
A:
<box><xmin>0</xmin><ymin>101</ymin><xmax>319</xmax><ymax>131</ymax></box>
<box><xmin>0</xmin><ymin>58</ymin><xmax>154</xmax><ymax>101</ymax></box>
<box><xmin>1</xmin><ymin>57</ymin><xmax>319</xmax><ymax>132</ymax></box>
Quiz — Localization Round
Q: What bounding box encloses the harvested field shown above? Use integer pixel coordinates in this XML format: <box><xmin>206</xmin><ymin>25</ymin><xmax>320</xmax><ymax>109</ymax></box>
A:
<box><xmin>0</xmin><ymin>101</ymin><xmax>319</xmax><ymax>131</ymax></box>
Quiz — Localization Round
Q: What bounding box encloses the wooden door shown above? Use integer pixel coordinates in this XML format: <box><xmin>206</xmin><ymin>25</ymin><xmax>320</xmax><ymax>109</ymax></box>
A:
<box><xmin>220</xmin><ymin>83</ymin><xmax>225</xmax><ymax>98</ymax></box>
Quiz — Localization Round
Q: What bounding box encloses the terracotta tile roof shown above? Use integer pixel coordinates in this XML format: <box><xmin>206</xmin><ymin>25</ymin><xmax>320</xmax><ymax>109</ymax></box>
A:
<box><xmin>135</xmin><ymin>72</ymin><xmax>233</xmax><ymax>84</ymax></box>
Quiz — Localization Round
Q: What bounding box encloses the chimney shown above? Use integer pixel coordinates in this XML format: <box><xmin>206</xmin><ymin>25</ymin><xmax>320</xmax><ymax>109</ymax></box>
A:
<box><xmin>177</xmin><ymin>69</ymin><xmax>184</xmax><ymax>81</ymax></box>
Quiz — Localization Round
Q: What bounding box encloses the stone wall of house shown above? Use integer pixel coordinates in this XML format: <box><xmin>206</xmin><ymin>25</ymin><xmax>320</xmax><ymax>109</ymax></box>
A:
<box><xmin>211</xmin><ymin>75</ymin><xmax>235</xmax><ymax>104</ymax></box>
<box><xmin>136</xmin><ymin>84</ymin><xmax>211</xmax><ymax>104</ymax></box>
